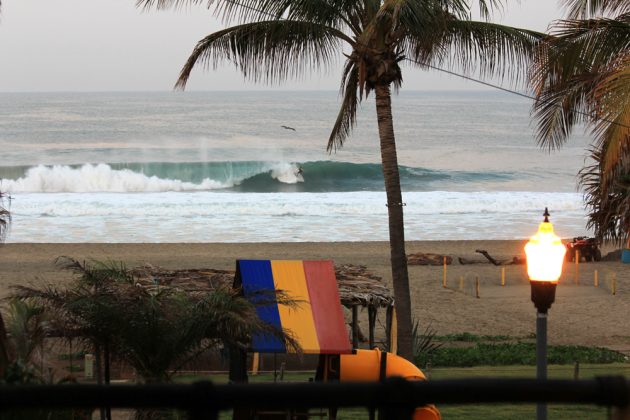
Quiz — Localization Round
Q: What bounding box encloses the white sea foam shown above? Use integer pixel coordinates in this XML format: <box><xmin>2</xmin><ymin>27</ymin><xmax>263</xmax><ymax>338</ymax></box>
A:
<box><xmin>1</xmin><ymin>163</ymin><xmax>304</xmax><ymax>193</ymax></box>
<box><xmin>5</xmin><ymin>191</ymin><xmax>588</xmax><ymax>242</ymax></box>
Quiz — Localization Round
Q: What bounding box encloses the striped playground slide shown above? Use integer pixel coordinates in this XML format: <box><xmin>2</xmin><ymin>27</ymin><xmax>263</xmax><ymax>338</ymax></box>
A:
<box><xmin>236</xmin><ymin>260</ymin><xmax>352</xmax><ymax>354</ymax></box>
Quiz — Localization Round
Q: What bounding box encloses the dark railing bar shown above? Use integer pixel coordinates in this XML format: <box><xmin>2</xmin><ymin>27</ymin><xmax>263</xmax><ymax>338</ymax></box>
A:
<box><xmin>0</xmin><ymin>377</ymin><xmax>627</xmax><ymax>411</ymax></box>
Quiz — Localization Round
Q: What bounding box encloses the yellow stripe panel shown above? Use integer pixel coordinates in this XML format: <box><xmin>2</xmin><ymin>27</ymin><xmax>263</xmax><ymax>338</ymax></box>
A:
<box><xmin>271</xmin><ymin>260</ymin><xmax>321</xmax><ymax>354</ymax></box>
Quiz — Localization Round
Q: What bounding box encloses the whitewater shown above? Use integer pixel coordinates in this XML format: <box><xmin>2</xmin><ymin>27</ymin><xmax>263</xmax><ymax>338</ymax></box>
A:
<box><xmin>0</xmin><ymin>91</ymin><xmax>592</xmax><ymax>242</ymax></box>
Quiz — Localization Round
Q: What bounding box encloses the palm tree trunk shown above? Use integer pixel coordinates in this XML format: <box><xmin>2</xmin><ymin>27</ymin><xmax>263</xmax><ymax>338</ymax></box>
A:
<box><xmin>374</xmin><ymin>84</ymin><xmax>413</xmax><ymax>361</ymax></box>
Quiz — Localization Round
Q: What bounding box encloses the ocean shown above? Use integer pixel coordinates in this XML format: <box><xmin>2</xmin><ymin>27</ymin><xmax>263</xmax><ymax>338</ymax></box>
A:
<box><xmin>0</xmin><ymin>90</ymin><xmax>591</xmax><ymax>243</ymax></box>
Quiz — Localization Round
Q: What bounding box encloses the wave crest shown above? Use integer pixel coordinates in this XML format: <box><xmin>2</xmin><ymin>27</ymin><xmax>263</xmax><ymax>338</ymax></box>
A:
<box><xmin>0</xmin><ymin>162</ymin><xmax>308</xmax><ymax>193</ymax></box>
<box><xmin>0</xmin><ymin>160</ymin><xmax>519</xmax><ymax>193</ymax></box>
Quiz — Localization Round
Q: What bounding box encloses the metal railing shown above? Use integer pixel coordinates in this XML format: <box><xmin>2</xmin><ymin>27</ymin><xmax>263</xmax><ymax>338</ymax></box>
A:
<box><xmin>0</xmin><ymin>377</ymin><xmax>628</xmax><ymax>419</ymax></box>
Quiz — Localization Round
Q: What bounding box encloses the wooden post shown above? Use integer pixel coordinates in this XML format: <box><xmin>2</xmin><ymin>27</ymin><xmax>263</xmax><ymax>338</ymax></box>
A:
<box><xmin>612</xmin><ymin>273</ymin><xmax>617</xmax><ymax>296</ymax></box>
<box><xmin>575</xmin><ymin>250</ymin><xmax>580</xmax><ymax>285</ymax></box>
<box><xmin>229</xmin><ymin>346</ymin><xmax>248</xmax><ymax>383</ymax></box>
<box><xmin>251</xmin><ymin>352</ymin><xmax>260</xmax><ymax>376</ymax></box>
<box><xmin>385</xmin><ymin>305</ymin><xmax>393</xmax><ymax>352</ymax></box>
<box><xmin>368</xmin><ymin>306</ymin><xmax>377</xmax><ymax>350</ymax></box>
<box><xmin>475</xmin><ymin>276</ymin><xmax>480</xmax><ymax>299</ymax></box>
<box><xmin>594</xmin><ymin>270</ymin><xmax>599</xmax><ymax>287</ymax></box>
<box><xmin>442</xmin><ymin>256</ymin><xmax>447</xmax><ymax>288</ymax></box>
<box><xmin>501</xmin><ymin>267</ymin><xmax>505</xmax><ymax>286</ymax></box>
<box><xmin>390</xmin><ymin>308</ymin><xmax>398</xmax><ymax>356</ymax></box>
<box><xmin>352</xmin><ymin>305</ymin><xmax>359</xmax><ymax>350</ymax></box>
<box><xmin>573</xmin><ymin>361</ymin><xmax>580</xmax><ymax>380</ymax></box>
<box><xmin>279</xmin><ymin>361</ymin><xmax>286</xmax><ymax>381</ymax></box>
<box><xmin>459</xmin><ymin>276</ymin><xmax>464</xmax><ymax>291</ymax></box>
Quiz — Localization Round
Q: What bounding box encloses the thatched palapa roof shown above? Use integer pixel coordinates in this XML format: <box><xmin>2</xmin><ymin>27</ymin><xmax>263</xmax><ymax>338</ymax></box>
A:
<box><xmin>130</xmin><ymin>263</ymin><xmax>394</xmax><ymax>308</ymax></box>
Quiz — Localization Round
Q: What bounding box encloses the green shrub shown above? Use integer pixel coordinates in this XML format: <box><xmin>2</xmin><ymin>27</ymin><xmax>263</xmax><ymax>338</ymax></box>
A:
<box><xmin>416</xmin><ymin>343</ymin><xmax>626</xmax><ymax>367</ymax></box>
<box><xmin>435</xmin><ymin>333</ymin><xmax>514</xmax><ymax>342</ymax></box>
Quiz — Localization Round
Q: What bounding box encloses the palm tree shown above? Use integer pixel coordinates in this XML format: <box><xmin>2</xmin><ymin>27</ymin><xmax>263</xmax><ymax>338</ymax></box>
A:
<box><xmin>5</xmin><ymin>300</ymin><xmax>48</xmax><ymax>366</ymax></box>
<box><xmin>12</xmin><ymin>257</ymin><xmax>296</xmax><ymax>384</ymax></box>
<box><xmin>530</xmin><ymin>0</ymin><xmax>630</xmax><ymax>244</ymax></box>
<box><xmin>138</xmin><ymin>0</ymin><xmax>541</xmax><ymax>359</ymax></box>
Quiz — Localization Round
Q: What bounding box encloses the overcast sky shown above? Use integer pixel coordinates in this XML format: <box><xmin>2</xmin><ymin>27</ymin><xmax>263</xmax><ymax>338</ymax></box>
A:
<box><xmin>0</xmin><ymin>0</ymin><xmax>564</xmax><ymax>92</ymax></box>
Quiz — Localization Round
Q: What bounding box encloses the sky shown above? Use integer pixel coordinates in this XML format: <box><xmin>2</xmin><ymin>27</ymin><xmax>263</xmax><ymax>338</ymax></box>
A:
<box><xmin>0</xmin><ymin>0</ymin><xmax>564</xmax><ymax>92</ymax></box>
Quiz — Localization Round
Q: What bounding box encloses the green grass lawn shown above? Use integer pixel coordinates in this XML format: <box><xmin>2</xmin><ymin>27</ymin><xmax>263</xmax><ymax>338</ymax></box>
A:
<box><xmin>174</xmin><ymin>363</ymin><xmax>629</xmax><ymax>419</ymax></box>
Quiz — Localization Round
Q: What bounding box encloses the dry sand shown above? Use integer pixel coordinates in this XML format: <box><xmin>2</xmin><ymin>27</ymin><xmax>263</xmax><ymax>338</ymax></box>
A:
<box><xmin>0</xmin><ymin>241</ymin><xmax>628</xmax><ymax>353</ymax></box>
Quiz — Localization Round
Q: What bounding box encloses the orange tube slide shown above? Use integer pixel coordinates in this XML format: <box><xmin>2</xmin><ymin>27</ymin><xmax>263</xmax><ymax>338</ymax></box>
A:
<box><xmin>340</xmin><ymin>349</ymin><xmax>441</xmax><ymax>420</ymax></box>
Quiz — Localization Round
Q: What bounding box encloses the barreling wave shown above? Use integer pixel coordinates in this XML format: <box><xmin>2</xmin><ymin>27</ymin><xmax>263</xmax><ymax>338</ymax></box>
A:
<box><xmin>0</xmin><ymin>161</ymin><xmax>518</xmax><ymax>193</ymax></box>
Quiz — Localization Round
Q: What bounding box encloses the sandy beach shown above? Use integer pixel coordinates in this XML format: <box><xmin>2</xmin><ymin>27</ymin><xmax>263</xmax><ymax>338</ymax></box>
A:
<box><xmin>1</xmin><ymin>241</ymin><xmax>628</xmax><ymax>353</ymax></box>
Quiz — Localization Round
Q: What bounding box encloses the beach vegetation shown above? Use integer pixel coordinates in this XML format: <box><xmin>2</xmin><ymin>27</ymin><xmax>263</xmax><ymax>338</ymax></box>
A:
<box><xmin>137</xmin><ymin>0</ymin><xmax>542</xmax><ymax>360</ymax></box>
<box><xmin>415</xmin><ymin>342</ymin><xmax>626</xmax><ymax>367</ymax></box>
<box><xmin>11</xmin><ymin>257</ymin><xmax>297</xmax><ymax>384</ymax></box>
<box><xmin>434</xmin><ymin>332</ymin><xmax>517</xmax><ymax>342</ymax></box>
<box><xmin>11</xmin><ymin>257</ymin><xmax>298</xmax><ymax>419</ymax></box>
<box><xmin>531</xmin><ymin>0</ymin><xmax>630</xmax><ymax>245</ymax></box>
<box><xmin>4</xmin><ymin>300</ymin><xmax>48</xmax><ymax>367</ymax></box>
<box><xmin>0</xmin><ymin>301</ymin><xmax>85</xmax><ymax>420</ymax></box>
<box><xmin>412</xmin><ymin>319</ymin><xmax>442</xmax><ymax>363</ymax></box>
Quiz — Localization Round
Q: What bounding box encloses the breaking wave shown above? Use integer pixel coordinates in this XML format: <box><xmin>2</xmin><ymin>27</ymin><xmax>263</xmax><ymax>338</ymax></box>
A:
<box><xmin>0</xmin><ymin>161</ymin><xmax>520</xmax><ymax>193</ymax></box>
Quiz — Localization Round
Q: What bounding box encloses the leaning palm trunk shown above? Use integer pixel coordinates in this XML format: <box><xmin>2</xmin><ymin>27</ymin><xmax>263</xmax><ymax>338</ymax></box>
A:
<box><xmin>375</xmin><ymin>84</ymin><xmax>412</xmax><ymax>358</ymax></box>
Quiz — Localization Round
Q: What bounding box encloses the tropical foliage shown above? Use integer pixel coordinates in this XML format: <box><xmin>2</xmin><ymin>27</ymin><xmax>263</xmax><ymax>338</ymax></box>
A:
<box><xmin>5</xmin><ymin>300</ymin><xmax>48</xmax><ymax>366</ymax></box>
<box><xmin>530</xmin><ymin>0</ymin><xmax>630</xmax><ymax>244</ymax></box>
<box><xmin>12</xmin><ymin>257</ymin><xmax>296</xmax><ymax>384</ymax></box>
<box><xmin>137</xmin><ymin>0</ymin><xmax>542</xmax><ymax>360</ymax></box>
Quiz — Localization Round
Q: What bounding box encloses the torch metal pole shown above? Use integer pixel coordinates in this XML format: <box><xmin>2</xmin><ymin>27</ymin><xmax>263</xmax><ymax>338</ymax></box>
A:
<box><xmin>536</xmin><ymin>311</ymin><xmax>548</xmax><ymax>420</ymax></box>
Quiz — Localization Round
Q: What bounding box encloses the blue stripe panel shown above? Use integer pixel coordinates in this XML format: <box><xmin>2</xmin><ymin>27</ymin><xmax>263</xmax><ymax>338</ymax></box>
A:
<box><xmin>238</xmin><ymin>260</ymin><xmax>286</xmax><ymax>353</ymax></box>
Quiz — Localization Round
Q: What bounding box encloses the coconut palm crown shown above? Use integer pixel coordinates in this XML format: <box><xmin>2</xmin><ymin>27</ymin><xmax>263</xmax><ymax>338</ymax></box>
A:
<box><xmin>531</xmin><ymin>0</ymin><xmax>630</xmax><ymax>244</ymax></box>
<box><xmin>139</xmin><ymin>0</ymin><xmax>541</xmax><ymax>359</ymax></box>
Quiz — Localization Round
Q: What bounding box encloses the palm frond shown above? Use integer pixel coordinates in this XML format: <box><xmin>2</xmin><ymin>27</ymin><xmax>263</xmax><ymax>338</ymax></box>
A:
<box><xmin>5</xmin><ymin>300</ymin><xmax>48</xmax><ymax>364</ymax></box>
<box><xmin>328</xmin><ymin>60</ymin><xmax>359</xmax><ymax>152</ymax></box>
<box><xmin>136</xmin><ymin>0</ymin><xmax>208</xmax><ymax>11</ymax></box>
<box><xmin>428</xmin><ymin>20</ymin><xmax>543</xmax><ymax>87</ymax></box>
<box><xmin>54</xmin><ymin>257</ymin><xmax>135</xmax><ymax>287</ymax></box>
<box><xmin>479</xmin><ymin>0</ymin><xmax>506</xmax><ymax>19</ymax></box>
<box><xmin>530</xmin><ymin>14</ymin><xmax>630</xmax><ymax>150</ymax></box>
<box><xmin>592</xmin><ymin>54</ymin><xmax>630</xmax><ymax>176</ymax></box>
<box><xmin>532</xmin><ymin>72</ymin><xmax>595</xmax><ymax>150</ymax></box>
<box><xmin>579</xmin><ymin>147</ymin><xmax>630</xmax><ymax>244</ymax></box>
<box><xmin>561</xmin><ymin>0</ymin><xmax>630</xmax><ymax>19</ymax></box>
<box><xmin>549</xmin><ymin>17</ymin><xmax>630</xmax><ymax>71</ymax></box>
<box><xmin>11</xmin><ymin>259</ymin><xmax>302</xmax><ymax>383</ymax></box>
<box><xmin>139</xmin><ymin>0</ymin><xmax>360</xmax><ymax>33</ymax></box>
<box><xmin>175</xmin><ymin>20</ymin><xmax>348</xmax><ymax>89</ymax></box>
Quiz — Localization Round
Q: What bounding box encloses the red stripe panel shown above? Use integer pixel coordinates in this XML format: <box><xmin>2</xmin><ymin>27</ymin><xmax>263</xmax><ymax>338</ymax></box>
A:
<box><xmin>303</xmin><ymin>261</ymin><xmax>352</xmax><ymax>354</ymax></box>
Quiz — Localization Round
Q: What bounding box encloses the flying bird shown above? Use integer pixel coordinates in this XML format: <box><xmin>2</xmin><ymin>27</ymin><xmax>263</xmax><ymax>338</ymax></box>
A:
<box><xmin>281</xmin><ymin>125</ymin><xmax>296</xmax><ymax>131</ymax></box>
